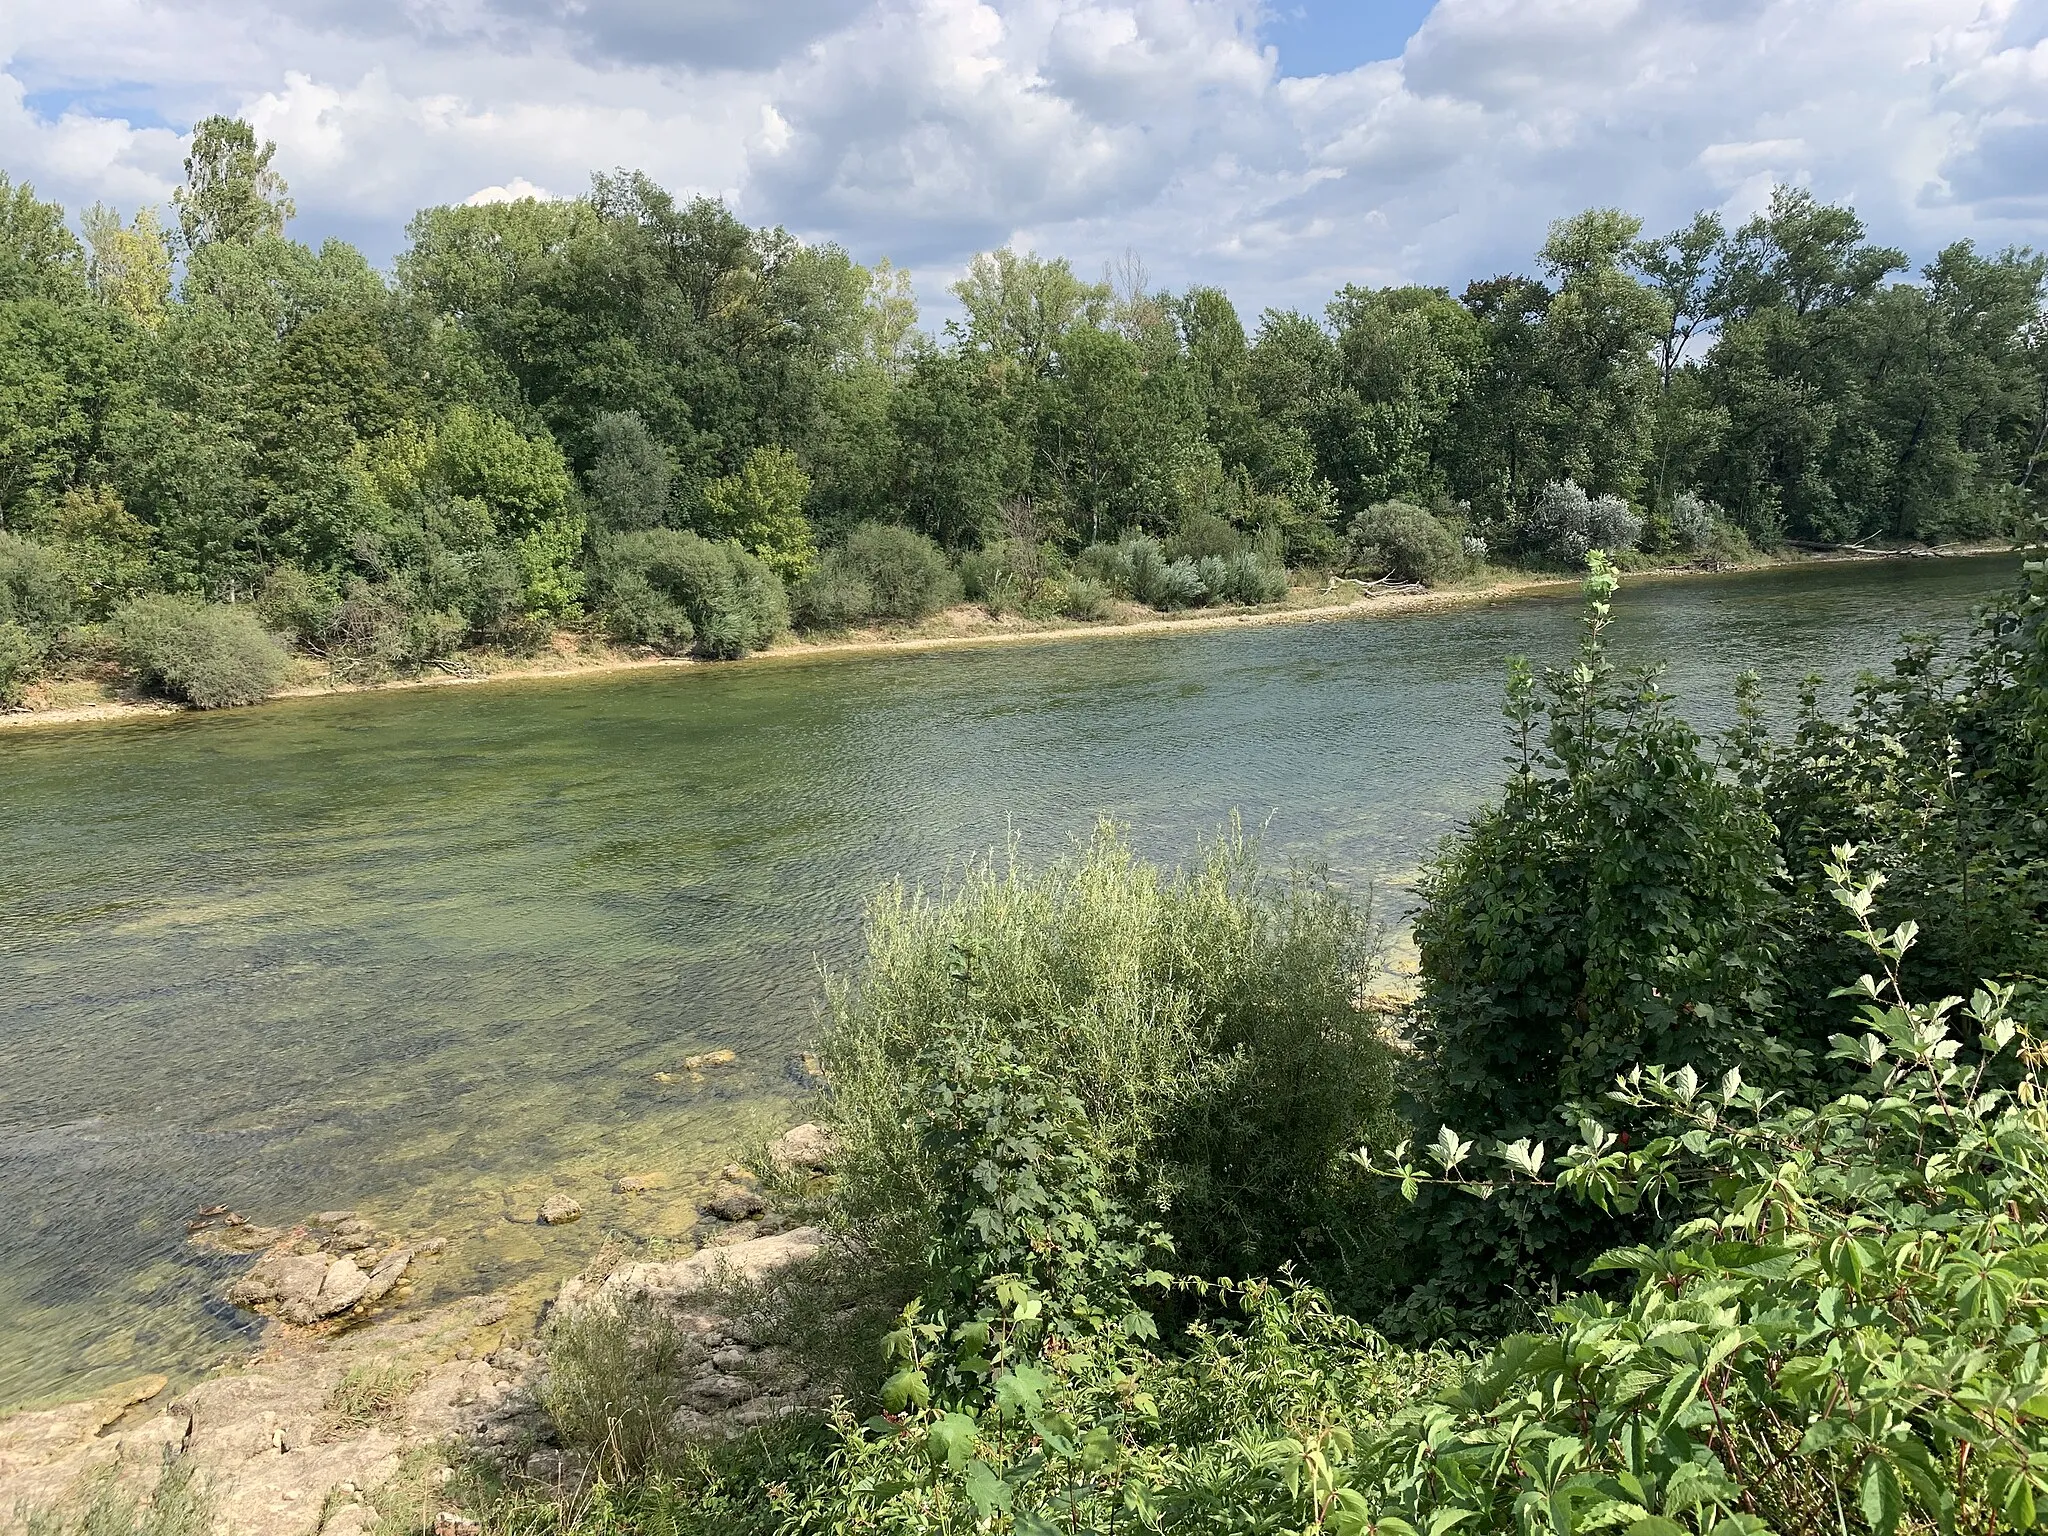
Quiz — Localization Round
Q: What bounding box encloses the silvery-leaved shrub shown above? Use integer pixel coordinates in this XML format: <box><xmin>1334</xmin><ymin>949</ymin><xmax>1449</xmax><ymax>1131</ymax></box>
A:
<box><xmin>1520</xmin><ymin>479</ymin><xmax>1642</xmax><ymax>564</ymax></box>
<box><xmin>1668</xmin><ymin>489</ymin><xmax>1718</xmax><ymax>551</ymax></box>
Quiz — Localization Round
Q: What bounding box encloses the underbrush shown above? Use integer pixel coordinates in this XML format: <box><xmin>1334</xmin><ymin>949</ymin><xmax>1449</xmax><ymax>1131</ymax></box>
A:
<box><xmin>484</xmin><ymin>540</ymin><xmax>2048</xmax><ymax>1536</ymax></box>
<box><xmin>16</xmin><ymin>1456</ymin><xmax>210</xmax><ymax>1536</ymax></box>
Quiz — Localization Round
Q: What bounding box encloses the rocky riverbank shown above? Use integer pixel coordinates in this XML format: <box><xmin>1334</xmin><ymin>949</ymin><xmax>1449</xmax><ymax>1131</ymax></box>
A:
<box><xmin>0</xmin><ymin>1125</ymin><xmax>841</xmax><ymax>1534</ymax></box>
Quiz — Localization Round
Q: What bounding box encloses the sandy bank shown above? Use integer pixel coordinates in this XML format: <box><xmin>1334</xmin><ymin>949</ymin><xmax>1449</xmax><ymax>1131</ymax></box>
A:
<box><xmin>0</xmin><ymin>547</ymin><xmax>2004</xmax><ymax>734</ymax></box>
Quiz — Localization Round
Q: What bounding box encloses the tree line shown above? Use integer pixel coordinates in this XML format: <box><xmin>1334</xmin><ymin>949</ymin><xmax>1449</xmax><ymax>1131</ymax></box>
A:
<box><xmin>2</xmin><ymin>117</ymin><xmax>2045</xmax><ymax>702</ymax></box>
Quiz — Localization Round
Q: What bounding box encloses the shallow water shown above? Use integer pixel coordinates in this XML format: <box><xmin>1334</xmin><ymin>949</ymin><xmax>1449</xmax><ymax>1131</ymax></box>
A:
<box><xmin>0</xmin><ymin>555</ymin><xmax>2020</xmax><ymax>1407</ymax></box>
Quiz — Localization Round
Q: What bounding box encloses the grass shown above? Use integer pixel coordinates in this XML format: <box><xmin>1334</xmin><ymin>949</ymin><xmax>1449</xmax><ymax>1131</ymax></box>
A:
<box><xmin>320</xmin><ymin>1357</ymin><xmax>426</xmax><ymax>1439</ymax></box>
<box><xmin>14</xmin><ymin>1455</ymin><xmax>210</xmax><ymax>1536</ymax></box>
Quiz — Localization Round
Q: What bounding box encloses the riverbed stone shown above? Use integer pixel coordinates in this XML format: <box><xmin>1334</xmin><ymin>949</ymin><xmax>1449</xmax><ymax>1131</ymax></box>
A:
<box><xmin>767</xmin><ymin>1123</ymin><xmax>837</xmax><ymax>1173</ymax></box>
<box><xmin>683</xmin><ymin>1048</ymin><xmax>738</xmax><ymax>1071</ymax></box>
<box><xmin>537</xmin><ymin>1195</ymin><xmax>583</xmax><ymax>1226</ymax></box>
<box><xmin>316</xmin><ymin>1257</ymin><xmax>372</xmax><ymax>1317</ymax></box>
<box><xmin>698</xmin><ymin>1183</ymin><xmax>767</xmax><ymax>1222</ymax></box>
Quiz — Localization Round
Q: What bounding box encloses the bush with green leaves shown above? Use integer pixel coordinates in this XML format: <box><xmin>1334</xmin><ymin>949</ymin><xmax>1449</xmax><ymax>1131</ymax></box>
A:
<box><xmin>0</xmin><ymin>530</ymin><xmax>79</xmax><ymax>636</ymax></box>
<box><xmin>1359</xmin><ymin>855</ymin><xmax>2048</xmax><ymax>1536</ymax></box>
<box><xmin>0</xmin><ymin>531</ymin><xmax>76</xmax><ymax>699</ymax></box>
<box><xmin>818</xmin><ymin>822</ymin><xmax>1398</xmax><ymax>1307</ymax></box>
<box><xmin>1759</xmin><ymin>544</ymin><xmax>2048</xmax><ymax>1020</ymax></box>
<box><xmin>591</xmin><ymin>529</ymin><xmax>788</xmax><ymax>659</ymax></box>
<box><xmin>540</xmin><ymin>1296</ymin><xmax>699</xmax><ymax>1483</ymax></box>
<box><xmin>1348</xmin><ymin>501</ymin><xmax>1467</xmax><ymax>585</ymax></box>
<box><xmin>1401</xmin><ymin>555</ymin><xmax>1791</xmax><ymax>1326</ymax></box>
<box><xmin>256</xmin><ymin>563</ymin><xmax>342</xmax><ymax>648</ymax></box>
<box><xmin>796</xmin><ymin>521</ymin><xmax>955</xmax><ymax>629</ymax></box>
<box><xmin>1668</xmin><ymin>490</ymin><xmax>1718</xmax><ymax>551</ymax></box>
<box><xmin>583</xmin><ymin>409</ymin><xmax>674</xmax><ymax>533</ymax></box>
<box><xmin>1054</xmin><ymin>574</ymin><xmax>1113</xmax><ymax>620</ymax></box>
<box><xmin>110</xmin><ymin>595</ymin><xmax>290</xmax><ymax>708</ymax></box>
<box><xmin>0</xmin><ymin>618</ymin><xmax>40</xmax><ymax>705</ymax></box>
<box><xmin>1077</xmin><ymin>535</ymin><xmax>1287</xmax><ymax>611</ymax></box>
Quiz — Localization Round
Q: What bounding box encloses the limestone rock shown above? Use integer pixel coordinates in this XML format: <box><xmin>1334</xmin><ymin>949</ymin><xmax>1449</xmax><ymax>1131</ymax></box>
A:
<box><xmin>323</xmin><ymin>1504</ymin><xmax>378</xmax><ymax>1536</ymax></box>
<box><xmin>361</xmin><ymin>1248</ymin><xmax>413</xmax><ymax>1305</ymax></box>
<box><xmin>767</xmin><ymin>1122</ymin><xmax>837</xmax><ymax>1173</ymax></box>
<box><xmin>697</xmin><ymin>1183</ymin><xmax>766</xmax><ymax>1222</ymax></box>
<box><xmin>537</xmin><ymin>1195</ymin><xmax>583</xmax><ymax>1226</ymax></box>
<box><xmin>317</xmin><ymin>1257</ymin><xmax>372</xmax><ymax>1317</ymax></box>
<box><xmin>562</xmin><ymin>1227</ymin><xmax>824</xmax><ymax>1317</ymax></box>
<box><xmin>613</xmin><ymin>1173</ymin><xmax>665</xmax><ymax>1193</ymax></box>
<box><xmin>682</xmin><ymin>1048</ymin><xmax>738</xmax><ymax>1071</ymax></box>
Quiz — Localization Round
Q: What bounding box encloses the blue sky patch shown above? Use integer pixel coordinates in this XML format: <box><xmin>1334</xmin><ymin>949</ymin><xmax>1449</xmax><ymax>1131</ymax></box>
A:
<box><xmin>1263</xmin><ymin>0</ymin><xmax>1439</xmax><ymax>77</ymax></box>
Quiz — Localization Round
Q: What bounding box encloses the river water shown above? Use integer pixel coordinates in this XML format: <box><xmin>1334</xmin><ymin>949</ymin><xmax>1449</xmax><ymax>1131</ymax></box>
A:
<box><xmin>0</xmin><ymin>555</ymin><xmax>2020</xmax><ymax>1408</ymax></box>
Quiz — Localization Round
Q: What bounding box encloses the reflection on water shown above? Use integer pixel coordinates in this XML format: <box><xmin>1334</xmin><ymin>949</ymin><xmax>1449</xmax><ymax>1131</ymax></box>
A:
<box><xmin>0</xmin><ymin>555</ymin><xmax>2019</xmax><ymax>1406</ymax></box>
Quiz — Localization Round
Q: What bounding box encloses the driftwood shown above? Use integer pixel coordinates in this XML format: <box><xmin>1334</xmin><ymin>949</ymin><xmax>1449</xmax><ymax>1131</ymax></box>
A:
<box><xmin>1326</xmin><ymin>575</ymin><xmax>1429</xmax><ymax>598</ymax></box>
<box><xmin>1784</xmin><ymin>539</ymin><xmax>1942</xmax><ymax>558</ymax></box>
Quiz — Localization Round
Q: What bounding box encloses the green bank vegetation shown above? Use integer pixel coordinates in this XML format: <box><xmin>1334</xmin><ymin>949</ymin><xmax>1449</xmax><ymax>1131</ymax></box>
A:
<box><xmin>3</xmin><ymin>121</ymin><xmax>2045</xmax><ymax>709</ymax></box>
<box><xmin>488</xmin><ymin>540</ymin><xmax>2048</xmax><ymax>1535</ymax></box>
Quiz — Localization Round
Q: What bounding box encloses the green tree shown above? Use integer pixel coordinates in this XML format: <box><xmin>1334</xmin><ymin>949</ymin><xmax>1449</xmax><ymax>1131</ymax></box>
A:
<box><xmin>173</xmin><ymin>116</ymin><xmax>296</xmax><ymax>252</ymax></box>
<box><xmin>81</xmin><ymin>204</ymin><xmax>173</xmax><ymax>330</ymax></box>
<box><xmin>697</xmin><ymin>444</ymin><xmax>817</xmax><ymax>581</ymax></box>
<box><xmin>1631</xmin><ymin>210</ymin><xmax>1731</xmax><ymax>519</ymax></box>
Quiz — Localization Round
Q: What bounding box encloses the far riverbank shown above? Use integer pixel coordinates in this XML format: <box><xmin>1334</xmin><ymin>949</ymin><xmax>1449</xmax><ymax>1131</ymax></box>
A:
<box><xmin>0</xmin><ymin>544</ymin><xmax>2000</xmax><ymax>733</ymax></box>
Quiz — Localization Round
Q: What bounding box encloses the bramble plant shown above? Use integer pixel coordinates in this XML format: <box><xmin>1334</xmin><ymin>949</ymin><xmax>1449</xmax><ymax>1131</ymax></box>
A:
<box><xmin>1357</xmin><ymin>847</ymin><xmax>2048</xmax><ymax>1536</ymax></box>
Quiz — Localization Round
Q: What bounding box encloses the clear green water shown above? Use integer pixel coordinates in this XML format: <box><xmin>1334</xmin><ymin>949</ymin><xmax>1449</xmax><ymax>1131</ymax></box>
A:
<box><xmin>0</xmin><ymin>556</ymin><xmax>2019</xmax><ymax>1408</ymax></box>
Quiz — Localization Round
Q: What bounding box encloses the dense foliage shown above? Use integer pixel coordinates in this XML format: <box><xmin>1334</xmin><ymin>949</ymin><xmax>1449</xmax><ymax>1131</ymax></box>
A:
<box><xmin>482</xmin><ymin>541</ymin><xmax>2048</xmax><ymax>1536</ymax></box>
<box><xmin>816</xmin><ymin>825</ymin><xmax>1398</xmax><ymax>1305</ymax></box>
<box><xmin>2</xmin><ymin>127</ymin><xmax>2042</xmax><ymax>708</ymax></box>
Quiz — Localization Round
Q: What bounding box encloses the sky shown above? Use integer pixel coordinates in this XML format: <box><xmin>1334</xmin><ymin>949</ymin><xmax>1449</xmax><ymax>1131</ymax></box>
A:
<box><xmin>2</xmin><ymin>0</ymin><xmax>2046</xmax><ymax>319</ymax></box>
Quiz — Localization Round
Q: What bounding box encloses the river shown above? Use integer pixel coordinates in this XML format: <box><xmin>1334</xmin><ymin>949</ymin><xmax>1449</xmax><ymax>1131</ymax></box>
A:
<box><xmin>0</xmin><ymin>554</ymin><xmax>2019</xmax><ymax>1408</ymax></box>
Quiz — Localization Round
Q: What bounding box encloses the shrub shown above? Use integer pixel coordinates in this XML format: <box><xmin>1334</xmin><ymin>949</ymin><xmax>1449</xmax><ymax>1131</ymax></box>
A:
<box><xmin>1517</xmin><ymin>479</ymin><xmax>1642</xmax><ymax>565</ymax></box>
<box><xmin>959</xmin><ymin>538</ymin><xmax>1053</xmax><ymax>613</ymax></box>
<box><xmin>110</xmin><ymin>596</ymin><xmax>290</xmax><ymax>708</ymax></box>
<box><xmin>540</xmin><ymin>1297</ymin><xmax>695</xmax><ymax>1481</ymax></box>
<box><xmin>1167</xmin><ymin>509</ymin><xmax>1242</xmax><ymax>561</ymax></box>
<box><xmin>791</xmin><ymin>559</ymin><xmax>873</xmax><ymax>632</ymax></box>
<box><xmin>0</xmin><ymin>530</ymin><xmax>75</xmax><ymax>637</ymax></box>
<box><xmin>1349</xmin><ymin>501</ymin><xmax>1466</xmax><ymax>585</ymax></box>
<box><xmin>1363</xmin><ymin>871</ymin><xmax>2048</xmax><ymax>1536</ymax></box>
<box><xmin>257</xmin><ymin>564</ymin><xmax>341</xmax><ymax>648</ymax></box>
<box><xmin>799</xmin><ymin>522</ymin><xmax>953</xmax><ymax>629</ymax></box>
<box><xmin>1667</xmin><ymin>489</ymin><xmax>1716</xmax><ymax>551</ymax></box>
<box><xmin>818</xmin><ymin>822</ymin><xmax>1398</xmax><ymax>1299</ymax></box>
<box><xmin>592</xmin><ymin>529</ymin><xmax>787</xmax><ymax>659</ymax></box>
<box><xmin>696</xmin><ymin>446</ymin><xmax>818</xmax><ymax>585</ymax></box>
<box><xmin>0</xmin><ymin>618</ymin><xmax>40</xmax><ymax>705</ymax></box>
<box><xmin>1401</xmin><ymin>556</ymin><xmax>1788</xmax><ymax>1323</ymax></box>
<box><xmin>583</xmin><ymin>409</ymin><xmax>673</xmax><ymax>532</ymax></box>
<box><xmin>1054</xmin><ymin>574</ymin><xmax>1112</xmax><ymax>620</ymax></box>
<box><xmin>27</xmin><ymin>486</ymin><xmax>151</xmax><ymax>616</ymax></box>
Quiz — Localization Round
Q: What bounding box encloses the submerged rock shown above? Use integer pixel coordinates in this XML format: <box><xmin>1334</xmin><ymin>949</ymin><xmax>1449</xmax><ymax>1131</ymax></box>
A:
<box><xmin>697</xmin><ymin>1183</ymin><xmax>767</xmax><ymax>1222</ymax></box>
<box><xmin>613</xmin><ymin>1173</ymin><xmax>666</xmax><ymax>1193</ymax></box>
<box><xmin>682</xmin><ymin>1048</ymin><xmax>738</xmax><ymax>1072</ymax></box>
<box><xmin>537</xmin><ymin>1195</ymin><xmax>583</xmax><ymax>1226</ymax></box>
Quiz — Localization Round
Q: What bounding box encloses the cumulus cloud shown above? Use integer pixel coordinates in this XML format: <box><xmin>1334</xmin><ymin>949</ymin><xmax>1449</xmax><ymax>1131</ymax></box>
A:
<box><xmin>0</xmin><ymin>0</ymin><xmax>2043</xmax><ymax>317</ymax></box>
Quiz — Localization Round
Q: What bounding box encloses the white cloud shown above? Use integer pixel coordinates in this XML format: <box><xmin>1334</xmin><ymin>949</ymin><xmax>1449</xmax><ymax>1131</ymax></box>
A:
<box><xmin>0</xmin><ymin>0</ymin><xmax>2043</xmax><ymax>318</ymax></box>
<box><xmin>465</xmin><ymin>175</ymin><xmax>556</xmax><ymax>204</ymax></box>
